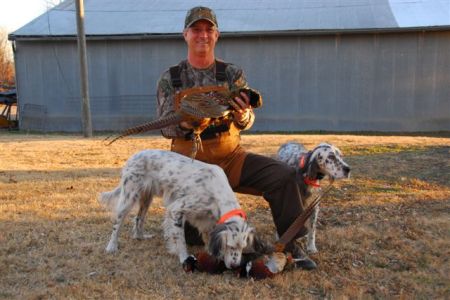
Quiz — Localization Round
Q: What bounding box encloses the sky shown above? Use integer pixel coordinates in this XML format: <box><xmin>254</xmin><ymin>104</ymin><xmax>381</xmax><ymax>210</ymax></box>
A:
<box><xmin>0</xmin><ymin>0</ymin><xmax>50</xmax><ymax>32</ymax></box>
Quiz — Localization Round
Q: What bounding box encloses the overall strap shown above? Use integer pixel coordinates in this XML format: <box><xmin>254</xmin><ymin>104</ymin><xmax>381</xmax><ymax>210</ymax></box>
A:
<box><xmin>169</xmin><ymin>60</ymin><xmax>229</xmax><ymax>88</ymax></box>
<box><xmin>215</xmin><ymin>60</ymin><xmax>228</xmax><ymax>83</ymax></box>
<box><xmin>169</xmin><ymin>65</ymin><xmax>182</xmax><ymax>88</ymax></box>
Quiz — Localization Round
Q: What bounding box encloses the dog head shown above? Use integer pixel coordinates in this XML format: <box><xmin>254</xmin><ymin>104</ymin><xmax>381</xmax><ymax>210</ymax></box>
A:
<box><xmin>307</xmin><ymin>143</ymin><xmax>350</xmax><ymax>180</ymax></box>
<box><xmin>208</xmin><ymin>218</ymin><xmax>255</xmax><ymax>269</ymax></box>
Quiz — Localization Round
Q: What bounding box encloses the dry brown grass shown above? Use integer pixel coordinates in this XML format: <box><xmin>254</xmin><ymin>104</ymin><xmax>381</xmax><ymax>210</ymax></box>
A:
<box><xmin>1</xmin><ymin>132</ymin><xmax>449</xmax><ymax>299</ymax></box>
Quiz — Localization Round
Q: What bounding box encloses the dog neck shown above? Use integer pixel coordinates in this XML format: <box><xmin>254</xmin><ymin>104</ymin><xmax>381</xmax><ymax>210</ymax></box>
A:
<box><xmin>298</xmin><ymin>151</ymin><xmax>322</xmax><ymax>188</ymax></box>
<box><xmin>304</xmin><ymin>176</ymin><xmax>321</xmax><ymax>187</ymax></box>
<box><xmin>217</xmin><ymin>209</ymin><xmax>247</xmax><ymax>224</ymax></box>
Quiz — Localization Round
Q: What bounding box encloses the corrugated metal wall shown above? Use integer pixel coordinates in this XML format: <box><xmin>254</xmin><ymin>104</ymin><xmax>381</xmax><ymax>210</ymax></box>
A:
<box><xmin>14</xmin><ymin>30</ymin><xmax>450</xmax><ymax>132</ymax></box>
<box><xmin>15</xmin><ymin>38</ymin><xmax>186</xmax><ymax>131</ymax></box>
<box><xmin>221</xmin><ymin>31</ymin><xmax>450</xmax><ymax>132</ymax></box>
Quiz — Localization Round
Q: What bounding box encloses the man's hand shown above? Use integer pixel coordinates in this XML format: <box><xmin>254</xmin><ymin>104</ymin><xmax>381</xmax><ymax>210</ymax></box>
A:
<box><xmin>179</xmin><ymin>121</ymin><xmax>194</xmax><ymax>130</ymax></box>
<box><xmin>230</xmin><ymin>92</ymin><xmax>252</xmax><ymax>124</ymax></box>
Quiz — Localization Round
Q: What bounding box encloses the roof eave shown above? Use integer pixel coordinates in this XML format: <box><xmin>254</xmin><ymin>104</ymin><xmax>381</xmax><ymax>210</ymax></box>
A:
<box><xmin>9</xmin><ymin>25</ymin><xmax>450</xmax><ymax>41</ymax></box>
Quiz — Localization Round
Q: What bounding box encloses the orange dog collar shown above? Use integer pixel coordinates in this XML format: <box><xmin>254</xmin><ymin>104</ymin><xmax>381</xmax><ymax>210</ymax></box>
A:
<box><xmin>217</xmin><ymin>209</ymin><xmax>247</xmax><ymax>224</ymax></box>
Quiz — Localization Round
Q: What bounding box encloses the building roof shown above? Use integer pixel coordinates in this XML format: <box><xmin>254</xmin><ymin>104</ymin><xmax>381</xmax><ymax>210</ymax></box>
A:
<box><xmin>10</xmin><ymin>0</ymin><xmax>450</xmax><ymax>40</ymax></box>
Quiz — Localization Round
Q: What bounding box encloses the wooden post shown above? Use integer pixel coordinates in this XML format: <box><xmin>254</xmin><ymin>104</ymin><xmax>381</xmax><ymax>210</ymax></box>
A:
<box><xmin>75</xmin><ymin>0</ymin><xmax>92</xmax><ymax>137</ymax></box>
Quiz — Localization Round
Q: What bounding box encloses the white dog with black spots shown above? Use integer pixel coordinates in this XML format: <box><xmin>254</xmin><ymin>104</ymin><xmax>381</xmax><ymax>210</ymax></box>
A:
<box><xmin>99</xmin><ymin>150</ymin><xmax>257</xmax><ymax>269</ymax></box>
<box><xmin>277</xmin><ymin>142</ymin><xmax>351</xmax><ymax>253</ymax></box>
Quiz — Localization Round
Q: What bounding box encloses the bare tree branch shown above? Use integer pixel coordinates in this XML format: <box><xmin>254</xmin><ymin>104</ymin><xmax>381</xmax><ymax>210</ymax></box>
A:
<box><xmin>0</xmin><ymin>27</ymin><xmax>15</xmax><ymax>88</ymax></box>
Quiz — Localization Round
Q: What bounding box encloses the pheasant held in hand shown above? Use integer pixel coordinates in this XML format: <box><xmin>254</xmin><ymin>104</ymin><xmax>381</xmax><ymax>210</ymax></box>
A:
<box><xmin>105</xmin><ymin>86</ymin><xmax>262</xmax><ymax>156</ymax></box>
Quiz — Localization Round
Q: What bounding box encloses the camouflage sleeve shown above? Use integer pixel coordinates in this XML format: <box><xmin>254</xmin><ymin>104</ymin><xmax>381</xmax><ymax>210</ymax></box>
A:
<box><xmin>156</xmin><ymin>71</ymin><xmax>192</xmax><ymax>138</ymax></box>
<box><xmin>225</xmin><ymin>64</ymin><xmax>256</xmax><ymax>131</ymax></box>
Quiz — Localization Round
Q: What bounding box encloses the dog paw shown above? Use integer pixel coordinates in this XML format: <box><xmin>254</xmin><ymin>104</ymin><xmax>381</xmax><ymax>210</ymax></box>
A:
<box><xmin>306</xmin><ymin>246</ymin><xmax>318</xmax><ymax>254</ymax></box>
<box><xmin>105</xmin><ymin>242</ymin><xmax>118</xmax><ymax>253</ymax></box>
<box><xmin>142</xmin><ymin>234</ymin><xmax>155</xmax><ymax>239</ymax></box>
<box><xmin>132</xmin><ymin>233</ymin><xmax>155</xmax><ymax>240</ymax></box>
<box><xmin>182</xmin><ymin>255</ymin><xmax>198</xmax><ymax>273</ymax></box>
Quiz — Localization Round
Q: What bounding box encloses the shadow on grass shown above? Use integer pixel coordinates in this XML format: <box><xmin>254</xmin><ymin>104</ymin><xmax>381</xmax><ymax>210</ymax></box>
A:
<box><xmin>346</xmin><ymin>146</ymin><xmax>450</xmax><ymax>187</ymax></box>
<box><xmin>0</xmin><ymin>168</ymin><xmax>122</xmax><ymax>183</ymax></box>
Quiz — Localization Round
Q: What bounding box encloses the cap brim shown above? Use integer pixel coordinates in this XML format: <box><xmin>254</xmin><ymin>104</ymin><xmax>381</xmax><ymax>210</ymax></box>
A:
<box><xmin>185</xmin><ymin>17</ymin><xmax>217</xmax><ymax>29</ymax></box>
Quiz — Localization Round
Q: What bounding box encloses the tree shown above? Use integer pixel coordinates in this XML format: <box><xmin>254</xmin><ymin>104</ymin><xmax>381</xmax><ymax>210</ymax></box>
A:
<box><xmin>0</xmin><ymin>27</ymin><xmax>15</xmax><ymax>89</ymax></box>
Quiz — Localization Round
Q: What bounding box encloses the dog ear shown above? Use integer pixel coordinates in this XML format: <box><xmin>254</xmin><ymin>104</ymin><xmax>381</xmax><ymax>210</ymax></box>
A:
<box><xmin>208</xmin><ymin>224</ymin><xmax>228</xmax><ymax>258</ymax></box>
<box><xmin>245</xmin><ymin>232</ymin><xmax>273</xmax><ymax>255</ymax></box>
<box><xmin>306</xmin><ymin>159</ymin><xmax>320</xmax><ymax>180</ymax></box>
<box><xmin>243</xmin><ymin>227</ymin><xmax>256</xmax><ymax>253</ymax></box>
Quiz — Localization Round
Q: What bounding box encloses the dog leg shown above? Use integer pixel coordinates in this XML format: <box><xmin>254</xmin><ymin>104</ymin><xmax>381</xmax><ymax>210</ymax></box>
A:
<box><xmin>163</xmin><ymin>204</ymin><xmax>190</xmax><ymax>263</ymax></box>
<box><xmin>200</xmin><ymin>231</ymin><xmax>210</xmax><ymax>247</ymax></box>
<box><xmin>306</xmin><ymin>206</ymin><xmax>319</xmax><ymax>253</ymax></box>
<box><xmin>133</xmin><ymin>194</ymin><xmax>154</xmax><ymax>240</ymax></box>
<box><xmin>106</xmin><ymin>190</ymin><xmax>139</xmax><ymax>253</ymax></box>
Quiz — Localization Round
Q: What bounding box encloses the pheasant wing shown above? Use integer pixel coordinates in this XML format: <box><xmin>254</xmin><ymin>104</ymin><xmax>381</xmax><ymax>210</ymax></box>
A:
<box><xmin>180</xmin><ymin>91</ymin><xmax>231</xmax><ymax>118</ymax></box>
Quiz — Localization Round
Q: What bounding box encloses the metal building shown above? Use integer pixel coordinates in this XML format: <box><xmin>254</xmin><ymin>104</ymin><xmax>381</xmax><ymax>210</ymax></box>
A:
<box><xmin>9</xmin><ymin>0</ymin><xmax>450</xmax><ymax>132</ymax></box>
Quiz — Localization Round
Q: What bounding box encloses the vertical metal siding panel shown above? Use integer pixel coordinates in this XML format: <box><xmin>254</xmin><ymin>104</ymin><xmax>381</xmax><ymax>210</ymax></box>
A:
<box><xmin>316</xmin><ymin>35</ymin><xmax>342</xmax><ymax>129</ymax></box>
<box><xmin>273</xmin><ymin>38</ymin><xmax>300</xmax><ymax>125</ymax></box>
<box><xmin>300</xmin><ymin>36</ymin><xmax>320</xmax><ymax>121</ymax></box>
<box><xmin>51</xmin><ymin>41</ymin><xmax>82</xmax><ymax>131</ymax></box>
<box><xmin>87</xmin><ymin>40</ymin><xmax>109</xmax><ymax>116</ymax></box>
<box><xmin>373</xmin><ymin>33</ymin><xmax>396</xmax><ymax>124</ymax></box>
<box><xmin>15</xmin><ymin>42</ymin><xmax>46</xmax><ymax>130</ymax></box>
<box><xmin>337</xmin><ymin>34</ymin><xmax>378</xmax><ymax>130</ymax></box>
<box><xmin>105</xmin><ymin>40</ymin><xmax>123</xmax><ymax>117</ymax></box>
<box><xmin>413</xmin><ymin>31</ymin><xmax>432</xmax><ymax>125</ymax></box>
<box><xmin>315</xmin><ymin>37</ymin><xmax>334</xmax><ymax>121</ymax></box>
<box><xmin>433</xmin><ymin>31</ymin><xmax>450</xmax><ymax>129</ymax></box>
<box><xmin>334</xmin><ymin>35</ymin><xmax>353</xmax><ymax>128</ymax></box>
<box><xmin>392</xmin><ymin>33</ymin><xmax>417</xmax><ymax>125</ymax></box>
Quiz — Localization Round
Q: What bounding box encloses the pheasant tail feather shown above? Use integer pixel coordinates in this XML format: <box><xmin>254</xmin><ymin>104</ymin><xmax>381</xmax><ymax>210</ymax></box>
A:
<box><xmin>105</xmin><ymin>112</ymin><xmax>184</xmax><ymax>145</ymax></box>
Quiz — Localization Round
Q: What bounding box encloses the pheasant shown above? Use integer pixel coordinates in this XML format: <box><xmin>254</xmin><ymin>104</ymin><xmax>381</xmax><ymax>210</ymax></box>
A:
<box><xmin>182</xmin><ymin>250</ymin><xmax>294</xmax><ymax>280</ymax></box>
<box><xmin>105</xmin><ymin>86</ymin><xmax>262</xmax><ymax>157</ymax></box>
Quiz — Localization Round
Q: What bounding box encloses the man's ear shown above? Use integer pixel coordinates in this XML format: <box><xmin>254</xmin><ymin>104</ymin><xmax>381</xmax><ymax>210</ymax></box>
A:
<box><xmin>211</xmin><ymin>29</ymin><xmax>220</xmax><ymax>43</ymax></box>
<box><xmin>183</xmin><ymin>29</ymin><xmax>189</xmax><ymax>41</ymax></box>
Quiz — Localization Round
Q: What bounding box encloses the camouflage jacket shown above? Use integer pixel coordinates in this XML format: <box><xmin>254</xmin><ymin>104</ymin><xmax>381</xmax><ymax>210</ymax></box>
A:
<box><xmin>156</xmin><ymin>59</ymin><xmax>255</xmax><ymax>138</ymax></box>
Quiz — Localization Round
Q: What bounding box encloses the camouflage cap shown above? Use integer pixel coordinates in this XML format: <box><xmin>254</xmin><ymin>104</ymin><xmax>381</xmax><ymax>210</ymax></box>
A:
<box><xmin>184</xmin><ymin>6</ymin><xmax>218</xmax><ymax>29</ymax></box>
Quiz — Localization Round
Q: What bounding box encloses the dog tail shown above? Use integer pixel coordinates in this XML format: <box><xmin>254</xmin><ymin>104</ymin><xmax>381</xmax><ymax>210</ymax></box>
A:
<box><xmin>98</xmin><ymin>186</ymin><xmax>121</xmax><ymax>214</ymax></box>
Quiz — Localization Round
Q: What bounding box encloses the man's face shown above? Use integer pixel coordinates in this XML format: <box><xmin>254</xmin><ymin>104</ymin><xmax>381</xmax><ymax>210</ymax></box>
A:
<box><xmin>183</xmin><ymin>20</ymin><xmax>219</xmax><ymax>56</ymax></box>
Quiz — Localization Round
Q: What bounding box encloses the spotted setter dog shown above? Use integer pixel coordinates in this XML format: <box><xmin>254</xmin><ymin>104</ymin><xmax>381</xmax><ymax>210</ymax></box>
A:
<box><xmin>99</xmin><ymin>150</ymin><xmax>257</xmax><ymax>269</ymax></box>
<box><xmin>277</xmin><ymin>142</ymin><xmax>351</xmax><ymax>253</ymax></box>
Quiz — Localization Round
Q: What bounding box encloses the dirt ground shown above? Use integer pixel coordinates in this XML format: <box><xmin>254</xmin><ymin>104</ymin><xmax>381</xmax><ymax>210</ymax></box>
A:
<box><xmin>0</xmin><ymin>132</ymin><xmax>449</xmax><ymax>299</ymax></box>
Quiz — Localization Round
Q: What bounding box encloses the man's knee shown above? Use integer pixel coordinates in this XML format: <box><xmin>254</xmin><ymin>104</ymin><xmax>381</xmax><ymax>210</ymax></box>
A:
<box><xmin>269</xmin><ymin>164</ymin><xmax>298</xmax><ymax>191</ymax></box>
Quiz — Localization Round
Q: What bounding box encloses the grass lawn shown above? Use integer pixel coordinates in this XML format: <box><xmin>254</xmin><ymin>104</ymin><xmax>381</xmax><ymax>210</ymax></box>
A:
<box><xmin>0</xmin><ymin>132</ymin><xmax>449</xmax><ymax>299</ymax></box>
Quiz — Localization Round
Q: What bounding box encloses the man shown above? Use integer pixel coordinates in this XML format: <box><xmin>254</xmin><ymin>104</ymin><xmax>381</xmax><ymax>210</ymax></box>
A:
<box><xmin>156</xmin><ymin>6</ymin><xmax>316</xmax><ymax>270</ymax></box>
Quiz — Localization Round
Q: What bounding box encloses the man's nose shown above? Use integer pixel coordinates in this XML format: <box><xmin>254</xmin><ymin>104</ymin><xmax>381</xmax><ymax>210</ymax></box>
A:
<box><xmin>198</xmin><ymin>30</ymin><xmax>209</xmax><ymax>38</ymax></box>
